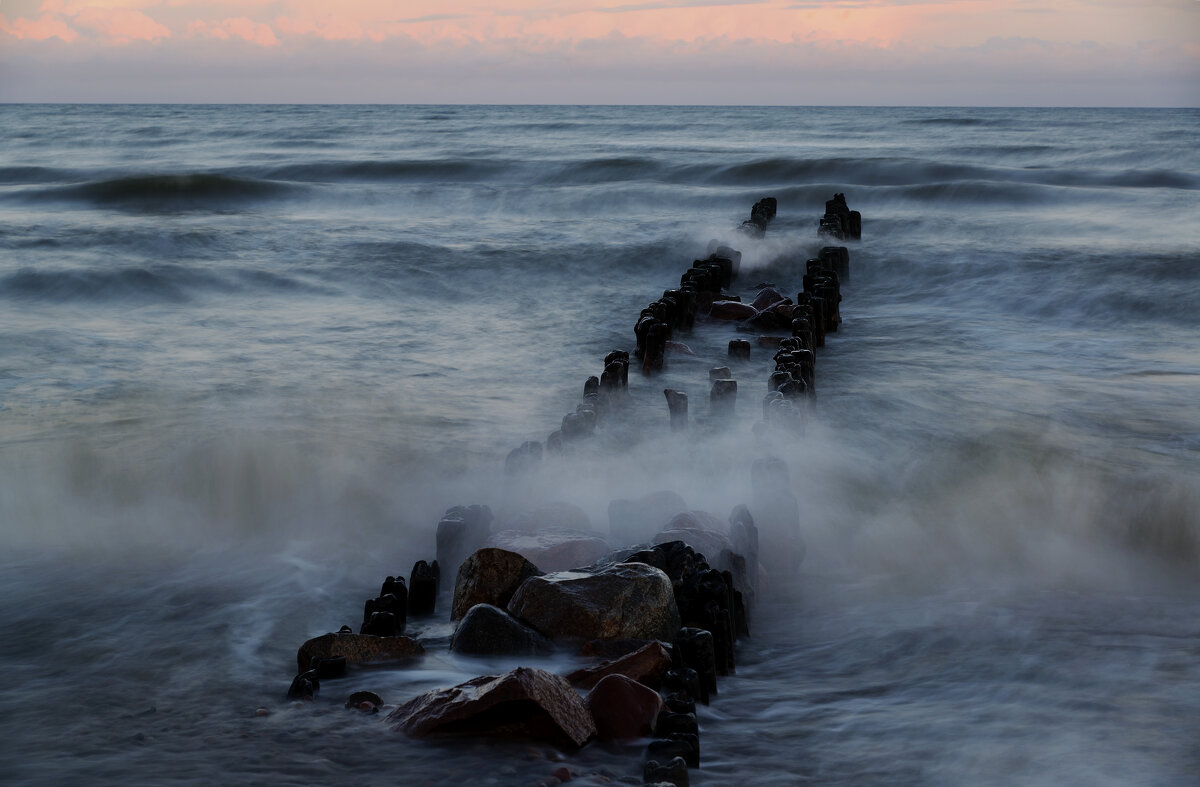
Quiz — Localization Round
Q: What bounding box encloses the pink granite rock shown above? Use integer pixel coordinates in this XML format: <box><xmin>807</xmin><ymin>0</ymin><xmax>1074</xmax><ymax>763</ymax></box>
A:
<box><xmin>388</xmin><ymin>666</ymin><xmax>596</xmax><ymax>750</ymax></box>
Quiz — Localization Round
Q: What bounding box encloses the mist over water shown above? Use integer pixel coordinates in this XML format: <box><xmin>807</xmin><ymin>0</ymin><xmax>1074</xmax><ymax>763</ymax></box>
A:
<box><xmin>1</xmin><ymin>105</ymin><xmax>1198</xmax><ymax>784</ymax></box>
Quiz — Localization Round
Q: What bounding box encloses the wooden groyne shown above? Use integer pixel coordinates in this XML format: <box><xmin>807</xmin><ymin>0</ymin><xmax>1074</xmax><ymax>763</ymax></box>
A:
<box><xmin>284</xmin><ymin>193</ymin><xmax>861</xmax><ymax>787</ymax></box>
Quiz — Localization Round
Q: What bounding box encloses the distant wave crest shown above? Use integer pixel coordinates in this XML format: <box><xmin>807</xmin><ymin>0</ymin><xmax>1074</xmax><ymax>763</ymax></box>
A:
<box><xmin>25</xmin><ymin>173</ymin><xmax>298</xmax><ymax>211</ymax></box>
<box><xmin>0</xmin><ymin>263</ymin><xmax>322</xmax><ymax>303</ymax></box>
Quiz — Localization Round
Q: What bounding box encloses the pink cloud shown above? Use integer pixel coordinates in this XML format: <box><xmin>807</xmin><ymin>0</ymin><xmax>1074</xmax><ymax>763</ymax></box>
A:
<box><xmin>70</xmin><ymin>7</ymin><xmax>171</xmax><ymax>42</ymax></box>
<box><xmin>0</xmin><ymin>13</ymin><xmax>80</xmax><ymax>42</ymax></box>
<box><xmin>274</xmin><ymin>12</ymin><xmax>366</xmax><ymax>41</ymax></box>
<box><xmin>188</xmin><ymin>17</ymin><xmax>280</xmax><ymax>47</ymax></box>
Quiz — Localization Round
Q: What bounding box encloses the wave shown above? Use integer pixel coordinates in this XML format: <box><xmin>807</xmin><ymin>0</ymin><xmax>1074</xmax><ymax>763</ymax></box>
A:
<box><xmin>25</xmin><ymin>173</ymin><xmax>299</xmax><ymax>211</ymax></box>
<box><xmin>908</xmin><ymin>116</ymin><xmax>991</xmax><ymax>126</ymax></box>
<box><xmin>259</xmin><ymin>158</ymin><xmax>515</xmax><ymax>183</ymax></box>
<box><xmin>0</xmin><ymin>263</ymin><xmax>324</xmax><ymax>303</ymax></box>
<box><xmin>700</xmin><ymin>156</ymin><xmax>1200</xmax><ymax>192</ymax></box>
<box><xmin>0</xmin><ymin>166</ymin><xmax>84</xmax><ymax>185</ymax></box>
<box><xmin>539</xmin><ymin>156</ymin><xmax>669</xmax><ymax>184</ymax></box>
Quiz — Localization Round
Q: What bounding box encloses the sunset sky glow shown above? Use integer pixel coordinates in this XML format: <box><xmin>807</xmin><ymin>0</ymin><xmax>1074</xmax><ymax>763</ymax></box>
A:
<box><xmin>1</xmin><ymin>0</ymin><xmax>1196</xmax><ymax>104</ymax></box>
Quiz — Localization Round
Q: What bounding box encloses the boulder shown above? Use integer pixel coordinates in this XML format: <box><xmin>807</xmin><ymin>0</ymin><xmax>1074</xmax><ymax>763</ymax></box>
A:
<box><xmin>388</xmin><ymin>666</ymin><xmax>596</xmax><ymax>750</ymax></box>
<box><xmin>486</xmin><ymin>528</ymin><xmax>611</xmax><ymax>573</ymax></box>
<box><xmin>296</xmin><ymin>632</ymin><xmax>423</xmax><ymax>673</ymax></box>
<box><xmin>586</xmin><ymin>674</ymin><xmax>664</xmax><ymax>741</ymax></box>
<box><xmin>508</xmin><ymin>563</ymin><xmax>680</xmax><ymax>643</ymax></box>
<box><xmin>750</xmin><ymin>287</ymin><xmax>787</xmax><ymax>311</ymax></box>
<box><xmin>452</xmin><ymin>548</ymin><xmax>542</xmax><ymax>622</ymax></box>
<box><xmin>565</xmin><ymin>640</ymin><xmax>673</xmax><ymax>690</ymax></box>
<box><xmin>345</xmin><ymin>690</ymin><xmax>384</xmax><ymax>713</ymax></box>
<box><xmin>450</xmin><ymin>603</ymin><xmax>554</xmax><ymax>657</ymax></box>
<box><xmin>708</xmin><ymin>300</ymin><xmax>757</xmax><ymax>321</ymax></box>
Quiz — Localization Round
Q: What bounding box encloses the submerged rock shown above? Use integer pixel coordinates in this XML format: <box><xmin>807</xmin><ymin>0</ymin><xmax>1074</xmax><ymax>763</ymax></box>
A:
<box><xmin>452</xmin><ymin>547</ymin><xmax>542</xmax><ymax>622</ymax></box>
<box><xmin>708</xmin><ymin>300</ymin><xmax>757</xmax><ymax>321</ymax></box>
<box><xmin>388</xmin><ymin>666</ymin><xmax>596</xmax><ymax>750</ymax></box>
<box><xmin>345</xmin><ymin>691</ymin><xmax>383</xmax><ymax>713</ymax></box>
<box><xmin>508</xmin><ymin>563</ymin><xmax>679</xmax><ymax>643</ymax></box>
<box><xmin>450</xmin><ymin>603</ymin><xmax>554</xmax><ymax>657</ymax></box>
<box><xmin>296</xmin><ymin>632</ymin><xmax>424</xmax><ymax>673</ymax></box>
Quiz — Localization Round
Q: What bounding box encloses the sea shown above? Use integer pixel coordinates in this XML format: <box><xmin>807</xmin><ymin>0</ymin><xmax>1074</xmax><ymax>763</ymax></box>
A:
<box><xmin>1</xmin><ymin>104</ymin><xmax>1198</xmax><ymax>785</ymax></box>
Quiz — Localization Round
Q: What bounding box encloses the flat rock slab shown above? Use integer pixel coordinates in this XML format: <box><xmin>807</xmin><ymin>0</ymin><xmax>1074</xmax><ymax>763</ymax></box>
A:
<box><xmin>566</xmin><ymin>641</ymin><xmax>672</xmax><ymax>690</ymax></box>
<box><xmin>508</xmin><ymin>563</ymin><xmax>680</xmax><ymax>643</ymax></box>
<box><xmin>296</xmin><ymin>632</ymin><xmax>424</xmax><ymax>673</ymax></box>
<box><xmin>388</xmin><ymin>666</ymin><xmax>596</xmax><ymax>750</ymax></box>
<box><xmin>487</xmin><ymin>528</ymin><xmax>611</xmax><ymax>573</ymax></box>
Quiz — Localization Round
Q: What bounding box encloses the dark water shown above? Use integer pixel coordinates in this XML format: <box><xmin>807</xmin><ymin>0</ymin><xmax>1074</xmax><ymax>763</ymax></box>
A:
<box><xmin>1</xmin><ymin>105</ymin><xmax>1198</xmax><ymax>785</ymax></box>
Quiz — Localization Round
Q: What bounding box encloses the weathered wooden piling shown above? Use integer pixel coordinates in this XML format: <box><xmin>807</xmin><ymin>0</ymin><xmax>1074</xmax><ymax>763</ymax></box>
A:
<box><xmin>664</xmin><ymin>388</ymin><xmax>688</xmax><ymax>432</ymax></box>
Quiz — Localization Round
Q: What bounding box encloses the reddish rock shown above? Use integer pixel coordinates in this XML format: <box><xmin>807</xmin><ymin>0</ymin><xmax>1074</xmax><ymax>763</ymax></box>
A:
<box><xmin>487</xmin><ymin>528</ymin><xmax>611</xmax><ymax>573</ymax></box>
<box><xmin>707</xmin><ymin>300</ymin><xmax>757</xmax><ymax>321</ymax></box>
<box><xmin>586</xmin><ymin>674</ymin><xmax>663</xmax><ymax>741</ymax></box>
<box><xmin>566</xmin><ymin>641</ymin><xmax>673</xmax><ymax>690</ymax></box>
<box><xmin>508</xmin><ymin>563</ymin><xmax>680</xmax><ymax>643</ymax></box>
<box><xmin>452</xmin><ymin>547</ymin><xmax>542</xmax><ymax>621</ymax></box>
<box><xmin>296</xmin><ymin>632</ymin><xmax>423</xmax><ymax>673</ymax></box>
<box><xmin>388</xmin><ymin>666</ymin><xmax>596</xmax><ymax>750</ymax></box>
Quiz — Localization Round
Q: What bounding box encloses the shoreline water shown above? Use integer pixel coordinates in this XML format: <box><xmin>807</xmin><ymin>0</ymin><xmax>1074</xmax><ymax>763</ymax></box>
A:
<box><xmin>1</xmin><ymin>104</ymin><xmax>1198</xmax><ymax>784</ymax></box>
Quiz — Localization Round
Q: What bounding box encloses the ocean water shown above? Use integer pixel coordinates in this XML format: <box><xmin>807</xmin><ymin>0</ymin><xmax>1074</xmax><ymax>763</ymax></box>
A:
<box><xmin>1</xmin><ymin>104</ymin><xmax>1198</xmax><ymax>785</ymax></box>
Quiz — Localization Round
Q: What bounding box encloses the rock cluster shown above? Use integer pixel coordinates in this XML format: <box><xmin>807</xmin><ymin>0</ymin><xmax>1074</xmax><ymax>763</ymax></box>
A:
<box><xmin>282</xmin><ymin>194</ymin><xmax>861</xmax><ymax>787</ymax></box>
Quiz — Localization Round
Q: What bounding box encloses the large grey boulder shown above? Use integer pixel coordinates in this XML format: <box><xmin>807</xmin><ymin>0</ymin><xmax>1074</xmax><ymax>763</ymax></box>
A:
<box><xmin>452</xmin><ymin>547</ymin><xmax>542</xmax><ymax>621</ymax></box>
<box><xmin>507</xmin><ymin>563</ymin><xmax>679</xmax><ymax>643</ymax></box>
<box><xmin>388</xmin><ymin>666</ymin><xmax>596</xmax><ymax>749</ymax></box>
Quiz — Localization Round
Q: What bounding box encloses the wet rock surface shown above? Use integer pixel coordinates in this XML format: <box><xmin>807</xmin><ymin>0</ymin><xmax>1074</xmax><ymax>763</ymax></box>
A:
<box><xmin>508</xmin><ymin>562</ymin><xmax>680</xmax><ymax>643</ymax></box>
<box><xmin>586</xmin><ymin>674</ymin><xmax>664</xmax><ymax>741</ymax></box>
<box><xmin>452</xmin><ymin>547</ymin><xmax>543</xmax><ymax>621</ymax></box>
<box><xmin>450</xmin><ymin>603</ymin><xmax>555</xmax><ymax>657</ymax></box>
<box><xmin>388</xmin><ymin>666</ymin><xmax>597</xmax><ymax>750</ymax></box>
<box><xmin>565</xmin><ymin>640</ymin><xmax>673</xmax><ymax>690</ymax></box>
<box><xmin>296</xmin><ymin>632</ymin><xmax>424</xmax><ymax>673</ymax></box>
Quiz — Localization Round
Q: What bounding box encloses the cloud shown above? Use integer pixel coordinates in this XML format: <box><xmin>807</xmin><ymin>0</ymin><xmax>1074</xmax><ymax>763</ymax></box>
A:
<box><xmin>187</xmin><ymin>17</ymin><xmax>279</xmax><ymax>47</ymax></box>
<box><xmin>0</xmin><ymin>13</ymin><xmax>80</xmax><ymax>41</ymax></box>
<box><xmin>2</xmin><ymin>24</ymin><xmax>1195</xmax><ymax>106</ymax></box>
<box><xmin>70</xmin><ymin>6</ymin><xmax>171</xmax><ymax>41</ymax></box>
<box><xmin>0</xmin><ymin>0</ymin><xmax>1196</xmax><ymax>104</ymax></box>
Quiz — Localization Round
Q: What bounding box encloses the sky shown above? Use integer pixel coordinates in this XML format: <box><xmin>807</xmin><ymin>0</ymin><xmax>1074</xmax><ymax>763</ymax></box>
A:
<box><xmin>0</xmin><ymin>1</ymin><xmax>1196</xmax><ymax>105</ymax></box>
